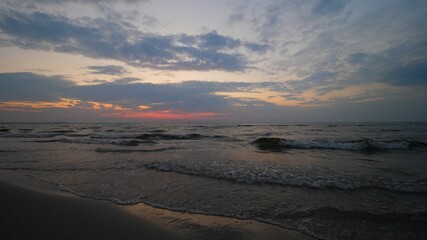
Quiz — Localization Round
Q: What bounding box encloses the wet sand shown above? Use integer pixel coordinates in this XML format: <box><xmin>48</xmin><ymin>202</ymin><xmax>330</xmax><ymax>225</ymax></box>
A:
<box><xmin>0</xmin><ymin>179</ymin><xmax>182</xmax><ymax>240</ymax></box>
<box><xmin>0</xmin><ymin>175</ymin><xmax>314</xmax><ymax>240</ymax></box>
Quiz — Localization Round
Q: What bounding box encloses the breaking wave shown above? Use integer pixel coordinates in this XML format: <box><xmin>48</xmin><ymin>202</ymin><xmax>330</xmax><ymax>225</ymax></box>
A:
<box><xmin>31</xmin><ymin>138</ymin><xmax>156</xmax><ymax>146</ymax></box>
<box><xmin>0</xmin><ymin>131</ymin><xmax>227</xmax><ymax>141</ymax></box>
<box><xmin>95</xmin><ymin>147</ymin><xmax>178</xmax><ymax>153</ymax></box>
<box><xmin>253</xmin><ymin>138</ymin><xmax>427</xmax><ymax>151</ymax></box>
<box><xmin>136</xmin><ymin>133</ymin><xmax>221</xmax><ymax>140</ymax></box>
<box><xmin>141</xmin><ymin>161</ymin><xmax>427</xmax><ymax>192</ymax></box>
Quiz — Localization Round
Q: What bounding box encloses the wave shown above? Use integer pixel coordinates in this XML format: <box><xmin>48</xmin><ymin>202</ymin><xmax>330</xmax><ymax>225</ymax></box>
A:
<box><xmin>89</xmin><ymin>133</ymin><xmax>140</xmax><ymax>139</ymax></box>
<box><xmin>46</xmin><ymin>130</ymin><xmax>76</xmax><ymax>133</ymax></box>
<box><xmin>253</xmin><ymin>138</ymin><xmax>427</xmax><ymax>151</ymax></box>
<box><xmin>282</xmin><ymin>206</ymin><xmax>427</xmax><ymax>221</ymax></box>
<box><xmin>31</xmin><ymin>138</ymin><xmax>156</xmax><ymax>146</ymax></box>
<box><xmin>136</xmin><ymin>133</ymin><xmax>206</xmax><ymax>140</ymax></box>
<box><xmin>0</xmin><ymin>166</ymin><xmax>93</xmax><ymax>172</ymax></box>
<box><xmin>0</xmin><ymin>132</ymin><xmax>63</xmax><ymax>138</ymax></box>
<box><xmin>19</xmin><ymin>128</ymin><xmax>33</xmax><ymax>132</ymax></box>
<box><xmin>380</xmin><ymin>129</ymin><xmax>402</xmax><ymax>132</ymax></box>
<box><xmin>95</xmin><ymin>147</ymin><xmax>178</xmax><ymax>153</ymax></box>
<box><xmin>13</xmin><ymin>160</ymin><xmax>425</xmax><ymax>193</ymax></box>
<box><xmin>0</xmin><ymin>131</ymin><xmax>87</xmax><ymax>138</ymax></box>
<box><xmin>29</xmin><ymin>176</ymin><xmax>426</xmax><ymax>240</ymax></box>
<box><xmin>47</xmin><ymin>180</ymin><xmax>427</xmax><ymax>222</ymax></box>
<box><xmin>141</xmin><ymin>161</ymin><xmax>427</xmax><ymax>192</ymax></box>
<box><xmin>0</xmin><ymin>165</ymin><xmax>135</xmax><ymax>172</ymax></box>
<box><xmin>150</xmin><ymin>129</ymin><xmax>166</xmax><ymax>133</ymax></box>
<box><xmin>0</xmin><ymin>150</ymin><xmax>17</xmax><ymax>152</ymax></box>
<box><xmin>89</xmin><ymin>132</ymin><xmax>226</xmax><ymax>141</ymax></box>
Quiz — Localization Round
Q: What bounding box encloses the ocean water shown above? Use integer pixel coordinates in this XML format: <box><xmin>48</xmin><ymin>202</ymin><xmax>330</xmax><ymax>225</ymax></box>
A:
<box><xmin>1</xmin><ymin>122</ymin><xmax>426</xmax><ymax>239</ymax></box>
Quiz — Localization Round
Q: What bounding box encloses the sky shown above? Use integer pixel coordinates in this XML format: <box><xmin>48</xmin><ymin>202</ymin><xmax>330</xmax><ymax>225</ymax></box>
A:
<box><xmin>0</xmin><ymin>0</ymin><xmax>426</xmax><ymax>122</ymax></box>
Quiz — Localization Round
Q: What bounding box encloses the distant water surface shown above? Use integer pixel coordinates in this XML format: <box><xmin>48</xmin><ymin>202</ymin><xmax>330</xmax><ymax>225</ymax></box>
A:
<box><xmin>1</xmin><ymin>122</ymin><xmax>426</xmax><ymax>240</ymax></box>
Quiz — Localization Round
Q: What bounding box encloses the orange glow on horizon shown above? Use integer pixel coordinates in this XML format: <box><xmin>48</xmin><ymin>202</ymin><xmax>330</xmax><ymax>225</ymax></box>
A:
<box><xmin>0</xmin><ymin>98</ymin><xmax>132</xmax><ymax>112</ymax></box>
<box><xmin>138</xmin><ymin>105</ymin><xmax>151</xmax><ymax>110</ymax></box>
<box><xmin>0</xmin><ymin>98</ymin><xmax>226</xmax><ymax>120</ymax></box>
<box><xmin>0</xmin><ymin>98</ymin><xmax>80</xmax><ymax>110</ymax></box>
<box><xmin>108</xmin><ymin>110</ymin><xmax>228</xmax><ymax>120</ymax></box>
<box><xmin>87</xmin><ymin>101</ymin><xmax>131</xmax><ymax>110</ymax></box>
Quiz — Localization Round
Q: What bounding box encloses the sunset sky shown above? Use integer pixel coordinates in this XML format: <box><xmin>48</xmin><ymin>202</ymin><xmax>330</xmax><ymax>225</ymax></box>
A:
<box><xmin>0</xmin><ymin>0</ymin><xmax>426</xmax><ymax>122</ymax></box>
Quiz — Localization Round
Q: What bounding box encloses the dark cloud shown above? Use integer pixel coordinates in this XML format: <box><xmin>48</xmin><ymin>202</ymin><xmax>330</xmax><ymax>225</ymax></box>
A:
<box><xmin>237</xmin><ymin>0</ymin><xmax>427</xmax><ymax>94</ymax></box>
<box><xmin>1</xmin><ymin>72</ymin><xmax>426</xmax><ymax>122</ymax></box>
<box><xmin>244</xmin><ymin>42</ymin><xmax>269</xmax><ymax>53</ymax></box>
<box><xmin>197</xmin><ymin>31</ymin><xmax>241</xmax><ymax>50</ymax></box>
<box><xmin>284</xmin><ymin>38</ymin><xmax>427</xmax><ymax>94</ymax></box>
<box><xmin>0</xmin><ymin>72</ymin><xmax>74</xmax><ymax>101</ymax></box>
<box><xmin>0</xmin><ymin>11</ymin><xmax>91</xmax><ymax>43</ymax></box>
<box><xmin>387</xmin><ymin>60</ymin><xmax>427</xmax><ymax>86</ymax></box>
<box><xmin>86</xmin><ymin>65</ymin><xmax>128</xmax><ymax>75</ymax></box>
<box><xmin>280</xmin><ymin>40</ymin><xmax>427</xmax><ymax>98</ymax></box>
<box><xmin>346</xmin><ymin>38</ymin><xmax>427</xmax><ymax>87</ymax></box>
<box><xmin>347</xmin><ymin>53</ymin><xmax>367</xmax><ymax>64</ymax></box>
<box><xmin>67</xmin><ymin>82</ymin><xmax>235</xmax><ymax>113</ymax></box>
<box><xmin>0</xmin><ymin>72</ymin><xmax>252</xmax><ymax>113</ymax></box>
<box><xmin>0</xmin><ymin>72</ymin><xmax>297</xmax><ymax>116</ymax></box>
<box><xmin>0</xmin><ymin>10</ymin><xmax>266</xmax><ymax>71</ymax></box>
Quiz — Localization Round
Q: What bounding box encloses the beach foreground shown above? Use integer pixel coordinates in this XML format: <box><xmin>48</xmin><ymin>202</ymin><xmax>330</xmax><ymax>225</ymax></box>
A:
<box><xmin>0</xmin><ymin>175</ymin><xmax>313</xmax><ymax>240</ymax></box>
<box><xmin>0</xmin><ymin>178</ymin><xmax>181</xmax><ymax>240</ymax></box>
<box><xmin>1</xmin><ymin>122</ymin><xmax>426</xmax><ymax>240</ymax></box>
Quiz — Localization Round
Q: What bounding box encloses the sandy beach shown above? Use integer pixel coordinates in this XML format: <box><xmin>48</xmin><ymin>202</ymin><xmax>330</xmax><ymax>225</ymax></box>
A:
<box><xmin>0</xmin><ymin>174</ymin><xmax>313</xmax><ymax>240</ymax></box>
<box><xmin>0</xmin><ymin>178</ymin><xmax>182</xmax><ymax>240</ymax></box>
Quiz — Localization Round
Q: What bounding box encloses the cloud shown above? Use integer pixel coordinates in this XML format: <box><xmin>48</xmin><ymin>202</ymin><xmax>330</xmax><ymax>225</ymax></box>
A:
<box><xmin>244</xmin><ymin>42</ymin><xmax>269</xmax><ymax>53</ymax></box>
<box><xmin>346</xmin><ymin>38</ymin><xmax>427</xmax><ymax>87</ymax></box>
<box><xmin>111</xmin><ymin>77</ymin><xmax>141</xmax><ymax>84</ymax></box>
<box><xmin>0</xmin><ymin>72</ymin><xmax>74</xmax><ymax>101</ymax></box>
<box><xmin>227</xmin><ymin>0</ymin><xmax>427</xmax><ymax>95</ymax></box>
<box><xmin>311</xmin><ymin>0</ymin><xmax>350</xmax><ymax>16</ymax></box>
<box><xmin>86</xmin><ymin>65</ymin><xmax>128</xmax><ymax>75</ymax></box>
<box><xmin>0</xmin><ymin>72</ymin><xmax>288</xmax><ymax>115</ymax></box>
<box><xmin>67</xmin><ymin>81</ymin><xmax>236</xmax><ymax>113</ymax></box>
<box><xmin>0</xmin><ymin>72</ymin><xmax>426</xmax><ymax>122</ymax></box>
<box><xmin>0</xmin><ymin>9</ymin><xmax>266</xmax><ymax>71</ymax></box>
<box><xmin>347</xmin><ymin>53</ymin><xmax>367</xmax><ymax>64</ymax></box>
<box><xmin>3</xmin><ymin>0</ymin><xmax>148</xmax><ymax>5</ymax></box>
<box><xmin>0</xmin><ymin>73</ymin><xmax>238</xmax><ymax>112</ymax></box>
<box><xmin>227</xmin><ymin>13</ymin><xmax>244</xmax><ymax>25</ymax></box>
<box><xmin>283</xmin><ymin>38</ymin><xmax>427</xmax><ymax>97</ymax></box>
<box><xmin>84</xmin><ymin>79</ymin><xmax>109</xmax><ymax>84</ymax></box>
<box><xmin>197</xmin><ymin>31</ymin><xmax>241</xmax><ymax>50</ymax></box>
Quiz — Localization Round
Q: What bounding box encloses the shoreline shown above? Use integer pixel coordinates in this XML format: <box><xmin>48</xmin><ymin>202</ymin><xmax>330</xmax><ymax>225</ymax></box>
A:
<box><xmin>0</xmin><ymin>173</ymin><xmax>314</xmax><ymax>240</ymax></box>
<box><xmin>0</xmin><ymin>176</ymin><xmax>182</xmax><ymax>240</ymax></box>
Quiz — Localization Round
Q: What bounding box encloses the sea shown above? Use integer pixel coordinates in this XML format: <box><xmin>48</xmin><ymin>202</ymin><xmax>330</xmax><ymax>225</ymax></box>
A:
<box><xmin>1</xmin><ymin>122</ymin><xmax>426</xmax><ymax>240</ymax></box>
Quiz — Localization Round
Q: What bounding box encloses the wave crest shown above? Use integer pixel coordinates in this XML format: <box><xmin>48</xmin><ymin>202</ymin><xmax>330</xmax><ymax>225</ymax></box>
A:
<box><xmin>141</xmin><ymin>161</ymin><xmax>427</xmax><ymax>192</ymax></box>
<box><xmin>253</xmin><ymin>138</ymin><xmax>426</xmax><ymax>151</ymax></box>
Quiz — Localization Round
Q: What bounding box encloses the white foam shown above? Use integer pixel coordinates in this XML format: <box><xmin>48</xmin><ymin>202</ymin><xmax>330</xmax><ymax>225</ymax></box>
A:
<box><xmin>141</xmin><ymin>161</ymin><xmax>427</xmax><ymax>192</ymax></box>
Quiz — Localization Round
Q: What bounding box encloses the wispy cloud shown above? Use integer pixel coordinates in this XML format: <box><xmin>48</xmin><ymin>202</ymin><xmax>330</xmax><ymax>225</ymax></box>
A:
<box><xmin>1</xmin><ymin>72</ymin><xmax>426</xmax><ymax>122</ymax></box>
<box><xmin>0</xmin><ymin>1</ymin><xmax>427</xmax><ymax>121</ymax></box>
<box><xmin>86</xmin><ymin>65</ymin><xmax>128</xmax><ymax>75</ymax></box>
<box><xmin>0</xmin><ymin>9</ymin><xmax>266</xmax><ymax>72</ymax></box>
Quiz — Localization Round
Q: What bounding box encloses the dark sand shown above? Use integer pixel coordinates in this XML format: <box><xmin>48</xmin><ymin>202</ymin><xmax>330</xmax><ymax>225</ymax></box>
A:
<box><xmin>0</xmin><ymin>175</ymin><xmax>314</xmax><ymax>240</ymax></box>
<box><xmin>0</xmin><ymin>180</ymin><xmax>182</xmax><ymax>240</ymax></box>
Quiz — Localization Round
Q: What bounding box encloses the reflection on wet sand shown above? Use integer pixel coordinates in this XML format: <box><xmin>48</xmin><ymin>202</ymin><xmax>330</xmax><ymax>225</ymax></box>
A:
<box><xmin>124</xmin><ymin>203</ymin><xmax>315</xmax><ymax>240</ymax></box>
